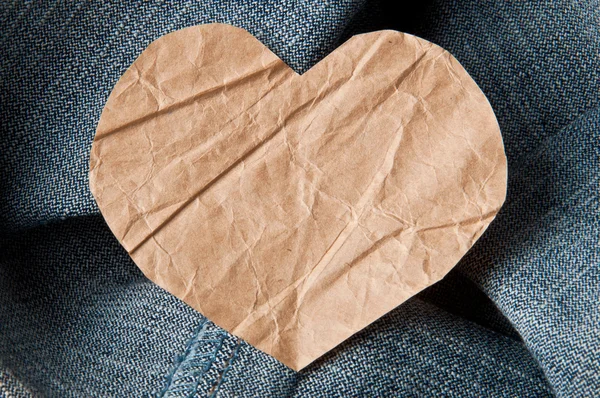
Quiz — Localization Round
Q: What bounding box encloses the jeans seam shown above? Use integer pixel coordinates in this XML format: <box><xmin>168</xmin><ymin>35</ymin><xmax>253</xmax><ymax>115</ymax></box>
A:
<box><xmin>159</xmin><ymin>318</ymin><xmax>220</xmax><ymax>397</ymax></box>
<box><xmin>207</xmin><ymin>338</ymin><xmax>242</xmax><ymax>398</ymax></box>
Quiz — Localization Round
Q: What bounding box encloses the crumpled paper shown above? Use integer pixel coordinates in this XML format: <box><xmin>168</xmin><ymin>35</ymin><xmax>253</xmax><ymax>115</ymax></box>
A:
<box><xmin>89</xmin><ymin>24</ymin><xmax>507</xmax><ymax>371</ymax></box>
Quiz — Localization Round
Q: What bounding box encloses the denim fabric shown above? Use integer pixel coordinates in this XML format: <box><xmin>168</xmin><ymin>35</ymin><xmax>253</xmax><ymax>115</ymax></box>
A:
<box><xmin>1</xmin><ymin>0</ymin><xmax>598</xmax><ymax>397</ymax></box>
<box><xmin>0</xmin><ymin>0</ymin><xmax>370</xmax><ymax>232</ymax></box>
<box><xmin>0</xmin><ymin>217</ymin><xmax>205</xmax><ymax>396</ymax></box>
<box><xmin>403</xmin><ymin>2</ymin><xmax>600</xmax><ymax>396</ymax></box>
<box><xmin>0</xmin><ymin>218</ymin><xmax>552</xmax><ymax>397</ymax></box>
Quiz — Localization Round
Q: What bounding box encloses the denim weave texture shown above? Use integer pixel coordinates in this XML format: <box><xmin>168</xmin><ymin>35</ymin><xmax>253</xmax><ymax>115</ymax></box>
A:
<box><xmin>0</xmin><ymin>0</ymin><xmax>598</xmax><ymax>397</ymax></box>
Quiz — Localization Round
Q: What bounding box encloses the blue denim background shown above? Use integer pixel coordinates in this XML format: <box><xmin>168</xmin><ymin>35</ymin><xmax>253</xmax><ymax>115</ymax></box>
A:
<box><xmin>1</xmin><ymin>1</ymin><xmax>598</xmax><ymax>397</ymax></box>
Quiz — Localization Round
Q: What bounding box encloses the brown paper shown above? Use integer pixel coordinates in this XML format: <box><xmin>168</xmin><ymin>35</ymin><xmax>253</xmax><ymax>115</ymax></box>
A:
<box><xmin>89</xmin><ymin>24</ymin><xmax>507</xmax><ymax>371</ymax></box>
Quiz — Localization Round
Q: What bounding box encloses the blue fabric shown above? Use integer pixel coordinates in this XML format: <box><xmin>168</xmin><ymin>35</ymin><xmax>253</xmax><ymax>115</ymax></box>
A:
<box><xmin>0</xmin><ymin>1</ymin><xmax>598</xmax><ymax>397</ymax></box>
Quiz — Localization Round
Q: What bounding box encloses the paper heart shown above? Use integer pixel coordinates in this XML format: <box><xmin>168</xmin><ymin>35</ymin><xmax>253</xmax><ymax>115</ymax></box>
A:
<box><xmin>90</xmin><ymin>24</ymin><xmax>506</xmax><ymax>370</ymax></box>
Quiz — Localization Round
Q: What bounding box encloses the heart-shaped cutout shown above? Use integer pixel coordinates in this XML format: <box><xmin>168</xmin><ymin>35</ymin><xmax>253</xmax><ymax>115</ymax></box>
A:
<box><xmin>90</xmin><ymin>24</ymin><xmax>506</xmax><ymax>370</ymax></box>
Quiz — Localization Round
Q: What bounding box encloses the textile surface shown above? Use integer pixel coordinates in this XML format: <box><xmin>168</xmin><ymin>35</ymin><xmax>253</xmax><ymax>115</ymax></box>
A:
<box><xmin>0</xmin><ymin>1</ymin><xmax>598</xmax><ymax>397</ymax></box>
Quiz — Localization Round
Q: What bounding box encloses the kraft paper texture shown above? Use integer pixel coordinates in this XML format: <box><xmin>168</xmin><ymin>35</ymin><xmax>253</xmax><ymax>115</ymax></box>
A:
<box><xmin>90</xmin><ymin>24</ymin><xmax>507</xmax><ymax>370</ymax></box>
